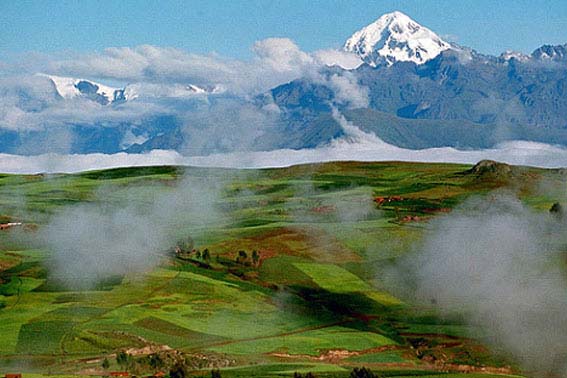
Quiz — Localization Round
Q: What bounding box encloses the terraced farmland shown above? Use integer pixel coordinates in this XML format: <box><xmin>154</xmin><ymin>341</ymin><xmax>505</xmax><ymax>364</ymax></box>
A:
<box><xmin>0</xmin><ymin>161</ymin><xmax>563</xmax><ymax>377</ymax></box>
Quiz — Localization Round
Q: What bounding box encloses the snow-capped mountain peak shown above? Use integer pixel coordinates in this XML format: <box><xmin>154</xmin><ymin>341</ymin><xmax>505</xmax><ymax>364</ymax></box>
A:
<box><xmin>39</xmin><ymin>74</ymin><xmax>220</xmax><ymax>104</ymax></box>
<box><xmin>39</xmin><ymin>74</ymin><xmax>128</xmax><ymax>105</ymax></box>
<box><xmin>531</xmin><ymin>44</ymin><xmax>567</xmax><ymax>63</ymax></box>
<box><xmin>499</xmin><ymin>50</ymin><xmax>530</xmax><ymax>63</ymax></box>
<box><xmin>343</xmin><ymin>11</ymin><xmax>451</xmax><ymax>66</ymax></box>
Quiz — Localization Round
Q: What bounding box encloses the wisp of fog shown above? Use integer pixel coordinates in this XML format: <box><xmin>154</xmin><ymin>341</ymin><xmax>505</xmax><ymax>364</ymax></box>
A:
<box><xmin>37</xmin><ymin>175</ymin><xmax>227</xmax><ymax>288</ymax></box>
<box><xmin>392</xmin><ymin>193</ymin><xmax>567</xmax><ymax>376</ymax></box>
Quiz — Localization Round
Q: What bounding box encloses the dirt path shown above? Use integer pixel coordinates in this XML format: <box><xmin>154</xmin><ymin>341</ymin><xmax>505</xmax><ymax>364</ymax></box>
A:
<box><xmin>270</xmin><ymin>344</ymin><xmax>406</xmax><ymax>363</ymax></box>
<box><xmin>271</xmin><ymin>344</ymin><xmax>515</xmax><ymax>376</ymax></box>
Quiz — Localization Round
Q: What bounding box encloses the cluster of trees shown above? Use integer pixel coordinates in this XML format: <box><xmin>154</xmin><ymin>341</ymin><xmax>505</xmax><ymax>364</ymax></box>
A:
<box><xmin>194</xmin><ymin>248</ymin><xmax>211</xmax><ymax>262</ymax></box>
<box><xmin>173</xmin><ymin>236</ymin><xmax>265</xmax><ymax>270</ymax></box>
<box><xmin>293</xmin><ymin>373</ymin><xmax>315</xmax><ymax>378</ymax></box>
<box><xmin>169</xmin><ymin>363</ymin><xmax>221</xmax><ymax>378</ymax></box>
<box><xmin>110</xmin><ymin>351</ymin><xmax>140</xmax><ymax>373</ymax></box>
<box><xmin>108</xmin><ymin>351</ymin><xmax>227</xmax><ymax>377</ymax></box>
<box><xmin>292</xmin><ymin>367</ymin><xmax>381</xmax><ymax>378</ymax></box>
<box><xmin>114</xmin><ymin>351</ymin><xmax>165</xmax><ymax>372</ymax></box>
<box><xmin>116</xmin><ymin>351</ymin><xmax>134</xmax><ymax>368</ymax></box>
<box><xmin>105</xmin><ymin>354</ymin><xmax>378</xmax><ymax>378</ymax></box>
<box><xmin>235</xmin><ymin>250</ymin><xmax>260</xmax><ymax>266</ymax></box>
<box><xmin>350</xmin><ymin>367</ymin><xmax>383</xmax><ymax>378</ymax></box>
<box><xmin>174</xmin><ymin>236</ymin><xmax>194</xmax><ymax>255</ymax></box>
<box><xmin>173</xmin><ymin>236</ymin><xmax>212</xmax><ymax>263</ymax></box>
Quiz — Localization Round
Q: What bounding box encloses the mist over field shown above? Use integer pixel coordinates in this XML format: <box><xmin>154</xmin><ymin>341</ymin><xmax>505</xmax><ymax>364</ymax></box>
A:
<box><xmin>390</xmin><ymin>194</ymin><xmax>567</xmax><ymax>376</ymax></box>
<box><xmin>35</xmin><ymin>176</ymin><xmax>228</xmax><ymax>288</ymax></box>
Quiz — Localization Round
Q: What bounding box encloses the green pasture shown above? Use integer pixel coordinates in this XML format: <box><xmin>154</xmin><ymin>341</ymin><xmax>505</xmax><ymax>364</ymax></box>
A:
<box><xmin>0</xmin><ymin>161</ymin><xmax>559</xmax><ymax>377</ymax></box>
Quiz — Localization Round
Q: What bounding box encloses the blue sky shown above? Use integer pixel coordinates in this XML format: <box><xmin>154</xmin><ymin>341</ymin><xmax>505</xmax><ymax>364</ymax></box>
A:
<box><xmin>1</xmin><ymin>0</ymin><xmax>566</xmax><ymax>59</ymax></box>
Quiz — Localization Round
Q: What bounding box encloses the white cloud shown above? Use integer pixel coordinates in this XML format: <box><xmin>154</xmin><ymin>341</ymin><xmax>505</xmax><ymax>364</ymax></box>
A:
<box><xmin>0</xmin><ymin>74</ymin><xmax>170</xmax><ymax>132</ymax></box>
<box><xmin>178</xmin><ymin>99</ymin><xmax>280</xmax><ymax>155</ymax></box>
<box><xmin>327</xmin><ymin>73</ymin><xmax>369</xmax><ymax>108</ymax></box>
<box><xmin>0</xmin><ymin>39</ymin><xmax>372</xmax><ymax>152</ymax></box>
<box><xmin>252</xmin><ymin>38</ymin><xmax>314</xmax><ymax>72</ymax></box>
<box><xmin>17</xmin><ymin>39</ymin><xmax>362</xmax><ymax>97</ymax></box>
<box><xmin>313</xmin><ymin>49</ymin><xmax>363</xmax><ymax>69</ymax></box>
<box><xmin>42</xmin><ymin>40</ymin><xmax>324</xmax><ymax>95</ymax></box>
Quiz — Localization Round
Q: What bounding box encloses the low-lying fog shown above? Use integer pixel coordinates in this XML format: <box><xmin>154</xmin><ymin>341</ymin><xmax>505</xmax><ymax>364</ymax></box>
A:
<box><xmin>0</xmin><ymin>139</ymin><xmax>566</xmax><ymax>174</ymax></box>
<box><xmin>1</xmin><ymin>114</ymin><xmax>567</xmax><ymax>174</ymax></box>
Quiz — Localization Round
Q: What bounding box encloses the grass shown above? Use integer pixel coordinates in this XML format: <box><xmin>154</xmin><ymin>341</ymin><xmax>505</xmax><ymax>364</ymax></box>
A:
<box><xmin>344</xmin><ymin>351</ymin><xmax>410</xmax><ymax>364</ymax></box>
<box><xmin>293</xmin><ymin>263</ymin><xmax>402</xmax><ymax>306</ymax></box>
<box><xmin>16</xmin><ymin>320</ymin><xmax>76</xmax><ymax>354</ymax></box>
<box><xmin>0</xmin><ymin>277</ymin><xmax>44</xmax><ymax>296</ymax></box>
<box><xmin>0</xmin><ymin>161</ymin><xmax>555</xmax><ymax>377</ymax></box>
<box><xmin>293</xmin><ymin>263</ymin><xmax>373</xmax><ymax>293</ymax></box>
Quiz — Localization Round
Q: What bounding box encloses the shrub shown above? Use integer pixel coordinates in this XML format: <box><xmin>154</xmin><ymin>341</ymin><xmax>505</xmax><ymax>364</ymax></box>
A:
<box><xmin>350</xmin><ymin>367</ymin><xmax>380</xmax><ymax>378</ymax></box>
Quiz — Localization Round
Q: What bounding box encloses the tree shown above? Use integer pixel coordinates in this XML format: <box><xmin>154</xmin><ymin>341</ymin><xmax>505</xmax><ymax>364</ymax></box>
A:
<box><xmin>169</xmin><ymin>362</ymin><xmax>187</xmax><ymax>378</ymax></box>
<box><xmin>175</xmin><ymin>236</ymin><xmax>194</xmax><ymax>254</ymax></box>
<box><xmin>211</xmin><ymin>369</ymin><xmax>222</xmax><ymax>378</ymax></box>
<box><xmin>550</xmin><ymin>202</ymin><xmax>564</xmax><ymax>214</ymax></box>
<box><xmin>148</xmin><ymin>354</ymin><xmax>163</xmax><ymax>370</ymax></box>
<box><xmin>293</xmin><ymin>373</ymin><xmax>315</xmax><ymax>378</ymax></box>
<box><xmin>350</xmin><ymin>367</ymin><xmax>379</xmax><ymax>378</ymax></box>
<box><xmin>252</xmin><ymin>250</ymin><xmax>260</xmax><ymax>266</ymax></box>
<box><xmin>202</xmin><ymin>248</ymin><xmax>211</xmax><ymax>262</ymax></box>
<box><xmin>102</xmin><ymin>358</ymin><xmax>110</xmax><ymax>370</ymax></box>
<box><xmin>196</xmin><ymin>250</ymin><xmax>202</xmax><ymax>259</ymax></box>
<box><xmin>116</xmin><ymin>351</ymin><xmax>130</xmax><ymax>366</ymax></box>
<box><xmin>236</xmin><ymin>250</ymin><xmax>248</xmax><ymax>264</ymax></box>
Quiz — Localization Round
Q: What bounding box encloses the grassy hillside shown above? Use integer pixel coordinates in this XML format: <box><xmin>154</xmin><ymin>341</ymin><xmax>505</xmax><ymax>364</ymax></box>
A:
<box><xmin>0</xmin><ymin>161</ymin><xmax>563</xmax><ymax>378</ymax></box>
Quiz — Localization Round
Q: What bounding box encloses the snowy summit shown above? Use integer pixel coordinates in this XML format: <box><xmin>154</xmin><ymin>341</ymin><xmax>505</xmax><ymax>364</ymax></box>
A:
<box><xmin>40</xmin><ymin>74</ymin><xmax>128</xmax><ymax>105</ymax></box>
<box><xmin>38</xmin><ymin>74</ymin><xmax>218</xmax><ymax>105</ymax></box>
<box><xmin>343</xmin><ymin>11</ymin><xmax>451</xmax><ymax>66</ymax></box>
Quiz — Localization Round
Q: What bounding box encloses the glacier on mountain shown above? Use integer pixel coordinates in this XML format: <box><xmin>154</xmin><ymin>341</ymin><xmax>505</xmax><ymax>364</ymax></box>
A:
<box><xmin>343</xmin><ymin>11</ymin><xmax>451</xmax><ymax>66</ymax></box>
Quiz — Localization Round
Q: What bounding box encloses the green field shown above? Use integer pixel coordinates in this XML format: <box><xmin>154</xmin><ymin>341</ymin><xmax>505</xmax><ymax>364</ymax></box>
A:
<box><xmin>0</xmin><ymin>160</ymin><xmax>562</xmax><ymax>377</ymax></box>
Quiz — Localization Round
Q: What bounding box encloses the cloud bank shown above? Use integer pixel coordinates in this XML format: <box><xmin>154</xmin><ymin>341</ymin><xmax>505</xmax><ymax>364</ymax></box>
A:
<box><xmin>0</xmin><ymin>137</ymin><xmax>567</xmax><ymax>174</ymax></box>
<box><xmin>0</xmin><ymin>38</ymin><xmax>367</xmax><ymax>155</ymax></box>
<box><xmin>0</xmin><ymin>103</ymin><xmax>565</xmax><ymax>174</ymax></box>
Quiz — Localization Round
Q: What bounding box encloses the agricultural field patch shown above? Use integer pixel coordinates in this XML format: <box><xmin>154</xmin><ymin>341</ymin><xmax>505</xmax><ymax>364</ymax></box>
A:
<box><xmin>209</xmin><ymin>326</ymin><xmax>397</xmax><ymax>356</ymax></box>
<box><xmin>16</xmin><ymin>320</ymin><xmax>76</xmax><ymax>354</ymax></box>
<box><xmin>293</xmin><ymin>263</ymin><xmax>372</xmax><ymax>293</ymax></box>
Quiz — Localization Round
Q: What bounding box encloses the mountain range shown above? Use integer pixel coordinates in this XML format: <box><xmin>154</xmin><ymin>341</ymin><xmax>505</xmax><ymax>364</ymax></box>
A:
<box><xmin>4</xmin><ymin>11</ymin><xmax>567</xmax><ymax>155</ymax></box>
<box><xmin>268</xmin><ymin>12</ymin><xmax>567</xmax><ymax>150</ymax></box>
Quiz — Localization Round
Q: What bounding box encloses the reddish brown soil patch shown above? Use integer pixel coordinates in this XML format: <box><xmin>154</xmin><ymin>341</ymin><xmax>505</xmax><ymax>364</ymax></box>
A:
<box><xmin>310</xmin><ymin>205</ymin><xmax>336</xmax><ymax>214</ymax></box>
<box><xmin>400</xmin><ymin>215</ymin><xmax>423</xmax><ymax>223</ymax></box>
<box><xmin>374</xmin><ymin>196</ymin><xmax>406</xmax><ymax>206</ymax></box>
<box><xmin>209</xmin><ymin>226</ymin><xmax>360</xmax><ymax>263</ymax></box>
